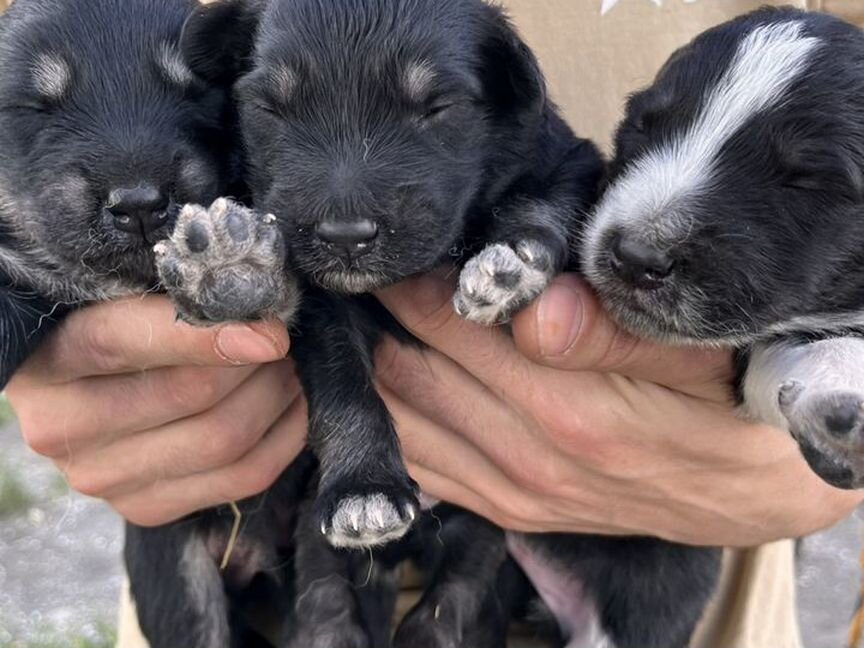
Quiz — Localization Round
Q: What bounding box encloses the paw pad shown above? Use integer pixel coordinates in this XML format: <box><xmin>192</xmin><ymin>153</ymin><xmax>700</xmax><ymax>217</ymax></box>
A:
<box><xmin>154</xmin><ymin>199</ymin><xmax>298</xmax><ymax>325</ymax></box>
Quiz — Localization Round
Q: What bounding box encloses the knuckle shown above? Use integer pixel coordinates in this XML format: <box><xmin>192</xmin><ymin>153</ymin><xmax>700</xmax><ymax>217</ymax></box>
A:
<box><xmin>115</xmin><ymin>502</ymin><xmax>173</xmax><ymax>528</ymax></box>
<box><xmin>20</xmin><ymin>423</ymin><xmax>64</xmax><ymax>458</ymax></box>
<box><xmin>509</xmin><ymin>460</ymin><xmax>559</xmax><ymax>497</ymax></box>
<box><xmin>200</xmin><ymin>417</ymin><xmax>258</xmax><ymax>467</ymax></box>
<box><xmin>537</xmin><ymin>410</ymin><xmax>606</xmax><ymax>466</ymax></box>
<box><xmin>497</xmin><ymin>496</ymin><xmax>536</xmax><ymax>530</ymax></box>
<box><xmin>65</xmin><ymin>467</ymin><xmax>108</xmax><ymax>499</ymax></box>
<box><xmin>231</xmin><ymin>458</ymin><xmax>281</xmax><ymax>498</ymax></box>
<box><xmin>162</xmin><ymin>368</ymin><xmax>225</xmax><ymax>413</ymax></box>
<box><xmin>75</xmin><ymin>317</ymin><xmax>126</xmax><ymax>373</ymax></box>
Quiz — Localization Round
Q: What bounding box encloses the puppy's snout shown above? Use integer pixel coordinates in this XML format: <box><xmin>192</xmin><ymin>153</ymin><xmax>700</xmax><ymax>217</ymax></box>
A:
<box><xmin>610</xmin><ymin>234</ymin><xmax>674</xmax><ymax>289</ymax></box>
<box><xmin>315</xmin><ymin>219</ymin><xmax>379</xmax><ymax>255</ymax></box>
<box><xmin>106</xmin><ymin>185</ymin><xmax>170</xmax><ymax>237</ymax></box>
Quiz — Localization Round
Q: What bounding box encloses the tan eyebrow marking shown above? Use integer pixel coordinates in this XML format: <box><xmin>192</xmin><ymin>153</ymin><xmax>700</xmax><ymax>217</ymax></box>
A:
<box><xmin>158</xmin><ymin>42</ymin><xmax>195</xmax><ymax>87</ymax></box>
<box><xmin>270</xmin><ymin>64</ymin><xmax>297</xmax><ymax>100</ymax></box>
<box><xmin>32</xmin><ymin>54</ymin><xmax>72</xmax><ymax>100</ymax></box>
<box><xmin>403</xmin><ymin>60</ymin><xmax>437</xmax><ymax>103</ymax></box>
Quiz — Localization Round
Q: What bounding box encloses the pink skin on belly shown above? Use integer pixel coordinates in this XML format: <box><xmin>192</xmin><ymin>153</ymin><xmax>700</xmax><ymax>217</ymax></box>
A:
<box><xmin>506</xmin><ymin>532</ymin><xmax>604</xmax><ymax>645</ymax></box>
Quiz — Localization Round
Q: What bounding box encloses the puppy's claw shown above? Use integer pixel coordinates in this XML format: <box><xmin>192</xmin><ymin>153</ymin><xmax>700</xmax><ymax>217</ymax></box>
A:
<box><xmin>318</xmin><ymin>486</ymin><xmax>419</xmax><ymax>549</ymax></box>
<box><xmin>778</xmin><ymin>380</ymin><xmax>804</xmax><ymax>409</ymax></box>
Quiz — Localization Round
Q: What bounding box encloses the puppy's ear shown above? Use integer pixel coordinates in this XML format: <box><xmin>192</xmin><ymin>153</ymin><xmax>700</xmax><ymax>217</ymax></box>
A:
<box><xmin>780</xmin><ymin>135</ymin><xmax>864</xmax><ymax>202</ymax></box>
<box><xmin>0</xmin><ymin>286</ymin><xmax>68</xmax><ymax>389</ymax></box>
<box><xmin>182</xmin><ymin>0</ymin><xmax>263</xmax><ymax>84</ymax></box>
<box><xmin>478</xmin><ymin>6</ymin><xmax>546</xmax><ymax>118</ymax></box>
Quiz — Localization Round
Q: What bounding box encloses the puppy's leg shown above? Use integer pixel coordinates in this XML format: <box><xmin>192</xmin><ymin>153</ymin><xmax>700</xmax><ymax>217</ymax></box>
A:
<box><xmin>507</xmin><ymin>534</ymin><xmax>720</xmax><ymax>648</ymax></box>
<box><xmin>455</xmin><ymin>139</ymin><xmax>601</xmax><ymax>325</ymax></box>
<box><xmin>155</xmin><ymin>198</ymin><xmax>300</xmax><ymax>325</ymax></box>
<box><xmin>282</xmin><ymin>498</ymin><xmax>372</xmax><ymax>648</ymax></box>
<box><xmin>0</xmin><ymin>285</ymin><xmax>68</xmax><ymax>388</ymax></box>
<box><xmin>293</xmin><ymin>293</ymin><xmax>419</xmax><ymax>549</ymax></box>
<box><xmin>742</xmin><ymin>336</ymin><xmax>864</xmax><ymax>488</ymax></box>
<box><xmin>125</xmin><ymin>523</ymin><xmax>232</xmax><ymax>648</ymax></box>
<box><xmin>393</xmin><ymin>507</ymin><xmax>509</xmax><ymax>648</ymax></box>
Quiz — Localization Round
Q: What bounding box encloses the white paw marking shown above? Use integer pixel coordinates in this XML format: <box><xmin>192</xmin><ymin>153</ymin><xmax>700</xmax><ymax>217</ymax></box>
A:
<box><xmin>326</xmin><ymin>494</ymin><xmax>416</xmax><ymax>549</ymax></box>
<box><xmin>454</xmin><ymin>240</ymin><xmax>553</xmax><ymax>326</ymax></box>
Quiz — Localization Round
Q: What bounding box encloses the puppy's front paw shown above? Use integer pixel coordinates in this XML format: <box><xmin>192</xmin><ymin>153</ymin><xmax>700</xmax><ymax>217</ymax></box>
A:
<box><xmin>155</xmin><ymin>198</ymin><xmax>299</xmax><ymax>325</ymax></box>
<box><xmin>454</xmin><ymin>240</ymin><xmax>554</xmax><ymax>326</ymax></box>
<box><xmin>778</xmin><ymin>381</ymin><xmax>863</xmax><ymax>489</ymax></box>
<box><xmin>317</xmin><ymin>481</ymin><xmax>419</xmax><ymax>549</ymax></box>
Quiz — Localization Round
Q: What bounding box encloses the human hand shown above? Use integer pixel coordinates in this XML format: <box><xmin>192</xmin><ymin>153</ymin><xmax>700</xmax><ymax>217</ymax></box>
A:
<box><xmin>7</xmin><ymin>296</ymin><xmax>306</xmax><ymax>526</ymax></box>
<box><xmin>376</xmin><ymin>273</ymin><xmax>862</xmax><ymax>546</ymax></box>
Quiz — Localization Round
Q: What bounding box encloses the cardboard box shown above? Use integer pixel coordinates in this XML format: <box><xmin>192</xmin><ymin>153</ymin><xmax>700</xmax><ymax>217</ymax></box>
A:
<box><xmin>501</xmin><ymin>0</ymin><xmax>809</xmax><ymax>152</ymax></box>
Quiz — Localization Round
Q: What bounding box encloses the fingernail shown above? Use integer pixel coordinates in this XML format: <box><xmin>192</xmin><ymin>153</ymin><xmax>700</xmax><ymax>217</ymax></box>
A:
<box><xmin>215</xmin><ymin>325</ymin><xmax>286</xmax><ymax>365</ymax></box>
<box><xmin>537</xmin><ymin>277</ymin><xmax>585</xmax><ymax>357</ymax></box>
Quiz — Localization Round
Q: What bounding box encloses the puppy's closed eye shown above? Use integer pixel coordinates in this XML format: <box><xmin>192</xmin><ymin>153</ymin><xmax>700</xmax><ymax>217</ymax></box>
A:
<box><xmin>235</xmin><ymin>67</ymin><xmax>299</xmax><ymax>119</ymax></box>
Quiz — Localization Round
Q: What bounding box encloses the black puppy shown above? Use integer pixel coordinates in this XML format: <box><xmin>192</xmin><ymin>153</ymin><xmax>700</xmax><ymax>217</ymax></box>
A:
<box><xmin>161</xmin><ymin>0</ymin><xmax>601</xmax><ymax>552</ymax></box>
<box><xmin>0</xmin><ymin>1</ymin><xmax>303</xmax><ymax>647</ymax></box>
<box><xmin>582</xmin><ymin>7</ymin><xmax>864</xmax><ymax>489</ymax></box>
<box><xmin>0</xmin><ymin>0</ymin><xmax>253</xmax><ymax>384</ymax></box>
<box><xmin>160</xmin><ymin>2</ymin><xmax>720</xmax><ymax>648</ymax></box>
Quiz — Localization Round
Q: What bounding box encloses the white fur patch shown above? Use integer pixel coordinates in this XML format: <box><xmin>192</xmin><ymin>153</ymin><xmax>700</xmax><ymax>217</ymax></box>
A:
<box><xmin>404</xmin><ymin>60</ymin><xmax>437</xmax><ymax>102</ymax></box>
<box><xmin>158</xmin><ymin>43</ymin><xmax>194</xmax><ymax>87</ymax></box>
<box><xmin>325</xmin><ymin>493</ymin><xmax>416</xmax><ymax>549</ymax></box>
<box><xmin>32</xmin><ymin>54</ymin><xmax>71</xmax><ymax>100</ymax></box>
<box><xmin>270</xmin><ymin>64</ymin><xmax>297</xmax><ymax>100</ymax></box>
<box><xmin>318</xmin><ymin>270</ymin><xmax>388</xmax><ymax>293</ymax></box>
<box><xmin>743</xmin><ymin>337</ymin><xmax>864</xmax><ymax>428</ymax></box>
<box><xmin>583</xmin><ymin>20</ymin><xmax>821</xmax><ymax>275</ymax></box>
<box><xmin>180</xmin><ymin>535</ymin><xmax>230</xmax><ymax>646</ymax></box>
<box><xmin>454</xmin><ymin>240</ymin><xmax>554</xmax><ymax>326</ymax></box>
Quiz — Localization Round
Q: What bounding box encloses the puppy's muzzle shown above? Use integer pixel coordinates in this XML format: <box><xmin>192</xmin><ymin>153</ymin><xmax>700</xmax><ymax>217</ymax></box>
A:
<box><xmin>609</xmin><ymin>233</ymin><xmax>674</xmax><ymax>290</ymax></box>
<box><xmin>315</xmin><ymin>218</ymin><xmax>379</xmax><ymax>258</ymax></box>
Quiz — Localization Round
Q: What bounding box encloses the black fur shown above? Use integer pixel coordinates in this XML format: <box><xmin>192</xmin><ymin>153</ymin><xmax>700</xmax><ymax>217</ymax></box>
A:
<box><xmin>0</xmin><ymin>1</ymin><xmax>297</xmax><ymax>646</ymax></box>
<box><xmin>0</xmin><ymin>0</ymin><xmax>241</xmax><ymax>386</ymax></box>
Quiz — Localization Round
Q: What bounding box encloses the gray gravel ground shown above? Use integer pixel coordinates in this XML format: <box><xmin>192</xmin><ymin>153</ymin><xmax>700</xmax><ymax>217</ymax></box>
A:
<box><xmin>0</xmin><ymin>421</ymin><xmax>122</xmax><ymax>647</ymax></box>
<box><xmin>0</xmin><ymin>418</ymin><xmax>862</xmax><ymax>648</ymax></box>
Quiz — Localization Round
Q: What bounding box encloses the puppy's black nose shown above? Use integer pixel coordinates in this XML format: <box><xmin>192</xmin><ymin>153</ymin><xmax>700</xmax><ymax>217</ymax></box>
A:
<box><xmin>315</xmin><ymin>219</ymin><xmax>379</xmax><ymax>252</ymax></box>
<box><xmin>107</xmin><ymin>185</ymin><xmax>170</xmax><ymax>236</ymax></box>
<box><xmin>610</xmin><ymin>235</ymin><xmax>674</xmax><ymax>289</ymax></box>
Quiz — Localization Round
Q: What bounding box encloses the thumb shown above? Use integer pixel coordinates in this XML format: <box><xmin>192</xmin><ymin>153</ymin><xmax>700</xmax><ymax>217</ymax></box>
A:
<box><xmin>511</xmin><ymin>274</ymin><xmax>733</xmax><ymax>398</ymax></box>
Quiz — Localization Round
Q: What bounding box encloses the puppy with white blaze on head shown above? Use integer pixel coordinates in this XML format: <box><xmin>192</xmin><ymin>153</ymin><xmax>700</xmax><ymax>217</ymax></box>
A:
<box><xmin>583</xmin><ymin>7</ymin><xmax>864</xmax><ymax>489</ymax></box>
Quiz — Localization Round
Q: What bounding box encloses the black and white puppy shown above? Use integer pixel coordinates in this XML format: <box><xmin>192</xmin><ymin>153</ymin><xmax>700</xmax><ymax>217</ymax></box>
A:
<box><xmin>161</xmin><ymin>2</ymin><xmax>720</xmax><ymax>648</ymax></box>
<box><xmin>583</xmin><ymin>6</ymin><xmax>864</xmax><ymax>489</ymax></box>
<box><xmin>0</xmin><ymin>0</ymin><xmax>254</xmax><ymax>385</ymax></box>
